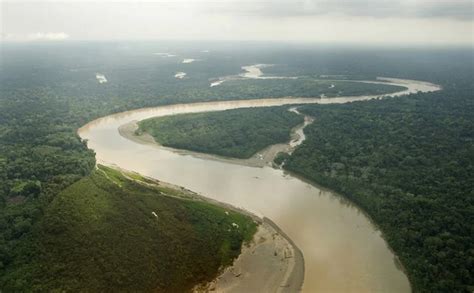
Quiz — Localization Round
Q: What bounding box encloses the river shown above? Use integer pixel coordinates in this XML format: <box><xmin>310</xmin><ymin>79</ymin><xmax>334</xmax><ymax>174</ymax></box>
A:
<box><xmin>78</xmin><ymin>77</ymin><xmax>440</xmax><ymax>292</ymax></box>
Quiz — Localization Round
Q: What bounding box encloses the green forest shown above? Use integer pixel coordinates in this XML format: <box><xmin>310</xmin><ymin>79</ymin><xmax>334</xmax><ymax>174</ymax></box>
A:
<box><xmin>282</xmin><ymin>76</ymin><xmax>474</xmax><ymax>292</ymax></box>
<box><xmin>138</xmin><ymin>107</ymin><xmax>304</xmax><ymax>158</ymax></box>
<box><xmin>1</xmin><ymin>165</ymin><xmax>257</xmax><ymax>291</ymax></box>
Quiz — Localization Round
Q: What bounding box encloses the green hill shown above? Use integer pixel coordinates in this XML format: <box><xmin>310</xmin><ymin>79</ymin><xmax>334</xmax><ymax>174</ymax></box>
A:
<box><xmin>1</xmin><ymin>166</ymin><xmax>257</xmax><ymax>292</ymax></box>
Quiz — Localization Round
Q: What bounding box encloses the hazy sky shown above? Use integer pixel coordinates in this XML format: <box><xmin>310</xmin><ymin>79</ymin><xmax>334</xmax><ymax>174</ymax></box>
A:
<box><xmin>1</xmin><ymin>0</ymin><xmax>473</xmax><ymax>46</ymax></box>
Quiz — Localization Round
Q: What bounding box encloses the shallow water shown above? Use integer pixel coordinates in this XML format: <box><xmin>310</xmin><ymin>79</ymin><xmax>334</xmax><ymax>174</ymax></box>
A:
<box><xmin>79</xmin><ymin>78</ymin><xmax>440</xmax><ymax>292</ymax></box>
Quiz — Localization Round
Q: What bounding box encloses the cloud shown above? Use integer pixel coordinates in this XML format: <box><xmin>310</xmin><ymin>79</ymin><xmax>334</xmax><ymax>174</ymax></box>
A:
<box><xmin>1</xmin><ymin>1</ymin><xmax>472</xmax><ymax>46</ymax></box>
<box><xmin>27</xmin><ymin>32</ymin><xmax>70</xmax><ymax>41</ymax></box>
<box><xmin>2</xmin><ymin>32</ymin><xmax>70</xmax><ymax>41</ymax></box>
<box><xmin>206</xmin><ymin>0</ymin><xmax>473</xmax><ymax>20</ymax></box>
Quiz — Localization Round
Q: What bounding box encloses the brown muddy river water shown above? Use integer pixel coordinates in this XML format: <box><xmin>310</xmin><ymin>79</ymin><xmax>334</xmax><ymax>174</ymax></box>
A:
<box><xmin>79</xmin><ymin>78</ymin><xmax>440</xmax><ymax>292</ymax></box>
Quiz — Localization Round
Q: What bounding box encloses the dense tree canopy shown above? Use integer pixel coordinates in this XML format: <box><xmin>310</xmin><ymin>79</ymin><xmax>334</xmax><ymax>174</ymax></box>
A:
<box><xmin>138</xmin><ymin>107</ymin><xmax>304</xmax><ymax>158</ymax></box>
<box><xmin>282</xmin><ymin>75</ymin><xmax>474</xmax><ymax>292</ymax></box>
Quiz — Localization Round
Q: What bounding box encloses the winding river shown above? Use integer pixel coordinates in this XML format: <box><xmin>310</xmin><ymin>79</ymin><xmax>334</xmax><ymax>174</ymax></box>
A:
<box><xmin>78</xmin><ymin>77</ymin><xmax>440</xmax><ymax>292</ymax></box>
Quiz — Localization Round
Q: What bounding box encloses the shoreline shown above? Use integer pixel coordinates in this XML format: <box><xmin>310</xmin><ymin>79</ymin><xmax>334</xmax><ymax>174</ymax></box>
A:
<box><xmin>278</xmin><ymin>165</ymin><xmax>414</xmax><ymax>291</ymax></box>
<box><xmin>194</xmin><ymin>218</ymin><xmax>304</xmax><ymax>293</ymax></box>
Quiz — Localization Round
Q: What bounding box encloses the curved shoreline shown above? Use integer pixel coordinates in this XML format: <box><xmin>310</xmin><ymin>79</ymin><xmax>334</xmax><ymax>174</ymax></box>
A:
<box><xmin>264</xmin><ymin>217</ymin><xmax>305</xmax><ymax>293</ymax></box>
<box><xmin>194</xmin><ymin>218</ymin><xmax>305</xmax><ymax>293</ymax></box>
<box><xmin>278</xmin><ymin>166</ymin><xmax>413</xmax><ymax>291</ymax></box>
<box><xmin>78</xmin><ymin>77</ymin><xmax>441</xmax><ymax>292</ymax></box>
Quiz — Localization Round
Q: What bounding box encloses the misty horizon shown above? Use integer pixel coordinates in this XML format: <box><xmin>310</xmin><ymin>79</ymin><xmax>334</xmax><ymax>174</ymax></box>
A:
<box><xmin>2</xmin><ymin>0</ymin><xmax>473</xmax><ymax>47</ymax></box>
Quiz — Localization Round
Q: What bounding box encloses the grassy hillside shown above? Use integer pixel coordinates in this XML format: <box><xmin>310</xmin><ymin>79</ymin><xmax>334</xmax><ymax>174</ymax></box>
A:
<box><xmin>0</xmin><ymin>166</ymin><xmax>257</xmax><ymax>292</ymax></box>
<box><xmin>137</xmin><ymin>106</ymin><xmax>304</xmax><ymax>159</ymax></box>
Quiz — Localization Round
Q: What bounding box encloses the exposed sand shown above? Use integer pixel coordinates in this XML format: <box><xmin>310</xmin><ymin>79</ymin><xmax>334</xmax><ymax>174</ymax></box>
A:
<box><xmin>194</xmin><ymin>218</ymin><xmax>304</xmax><ymax>293</ymax></box>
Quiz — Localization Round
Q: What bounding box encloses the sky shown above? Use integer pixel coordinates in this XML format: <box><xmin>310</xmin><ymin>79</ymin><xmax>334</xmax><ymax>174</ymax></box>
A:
<box><xmin>1</xmin><ymin>0</ymin><xmax>473</xmax><ymax>46</ymax></box>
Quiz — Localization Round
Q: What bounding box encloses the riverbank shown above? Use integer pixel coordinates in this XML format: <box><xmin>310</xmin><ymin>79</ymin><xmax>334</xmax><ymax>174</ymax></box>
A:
<box><xmin>112</xmin><ymin>166</ymin><xmax>305</xmax><ymax>292</ymax></box>
<box><xmin>194</xmin><ymin>218</ymin><xmax>304</xmax><ymax>293</ymax></box>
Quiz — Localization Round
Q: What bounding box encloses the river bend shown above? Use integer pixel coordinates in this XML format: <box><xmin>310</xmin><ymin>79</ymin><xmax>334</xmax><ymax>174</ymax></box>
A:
<box><xmin>79</xmin><ymin>77</ymin><xmax>440</xmax><ymax>292</ymax></box>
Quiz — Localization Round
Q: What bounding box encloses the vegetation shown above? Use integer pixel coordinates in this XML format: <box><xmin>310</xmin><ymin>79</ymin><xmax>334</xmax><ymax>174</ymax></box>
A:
<box><xmin>281</xmin><ymin>77</ymin><xmax>473</xmax><ymax>292</ymax></box>
<box><xmin>0</xmin><ymin>85</ymin><xmax>97</xmax><ymax>289</ymax></box>
<box><xmin>273</xmin><ymin>152</ymin><xmax>291</xmax><ymax>166</ymax></box>
<box><xmin>1</xmin><ymin>165</ymin><xmax>257</xmax><ymax>291</ymax></box>
<box><xmin>138</xmin><ymin>107</ymin><xmax>304</xmax><ymax>158</ymax></box>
